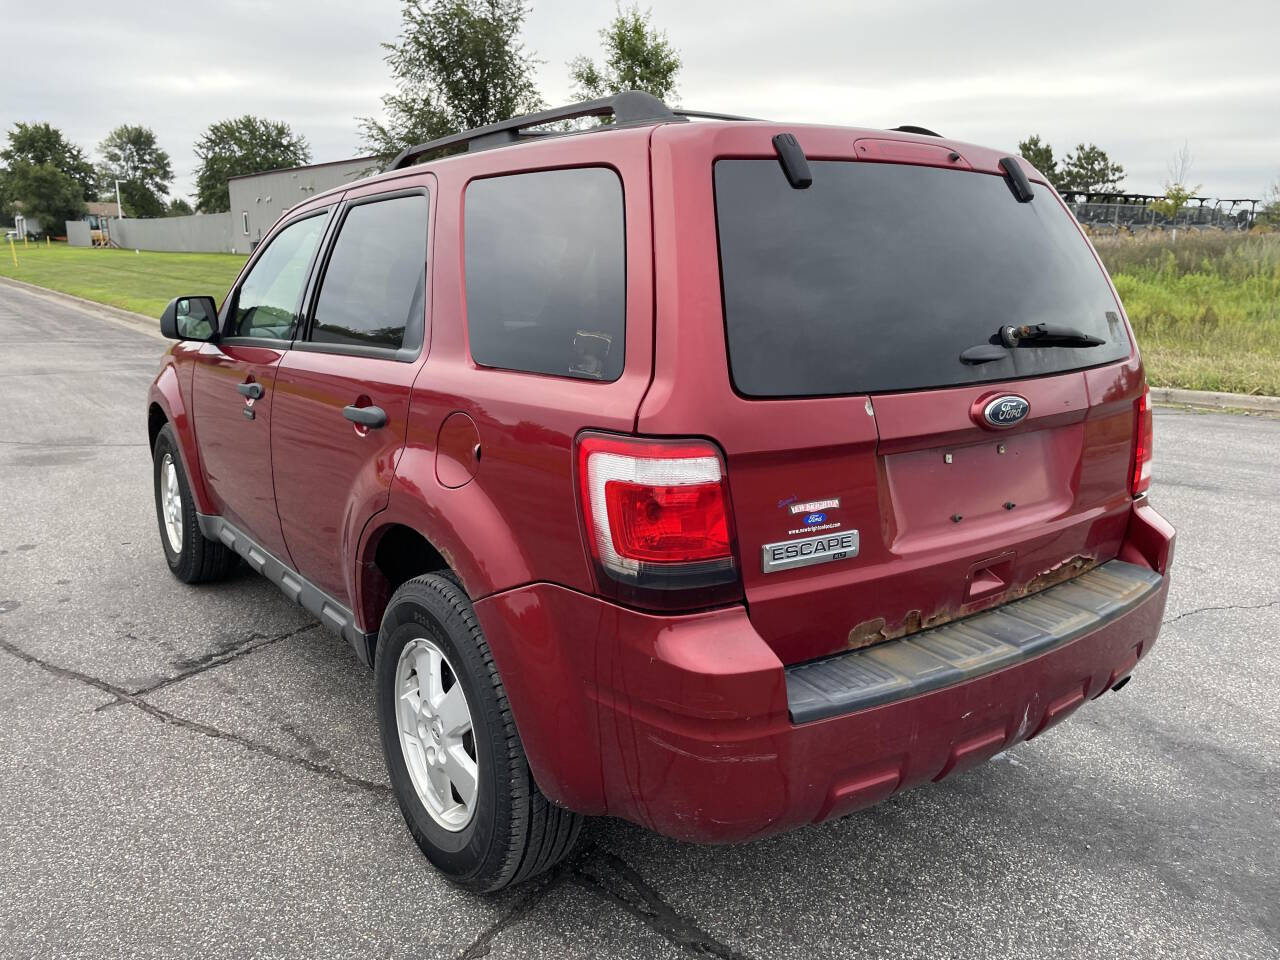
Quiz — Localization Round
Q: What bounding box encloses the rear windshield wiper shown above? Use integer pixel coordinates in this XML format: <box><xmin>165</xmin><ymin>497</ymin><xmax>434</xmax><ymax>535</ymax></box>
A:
<box><xmin>999</xmin><ymin>323</ymin><xmax>1105</xmax><ymax>348</ymax></box>
<box><xmin>960</xmin><ymin>323</ymin><xmax>1106</xmax><ymax>364</ymax></box>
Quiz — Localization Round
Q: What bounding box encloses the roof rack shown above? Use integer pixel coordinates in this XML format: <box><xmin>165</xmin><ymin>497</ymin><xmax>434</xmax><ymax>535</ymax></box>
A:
<box><xmin>389</xmin><ymin>91</ymin><xmax>760</xmax><ymax>169</ymax></box>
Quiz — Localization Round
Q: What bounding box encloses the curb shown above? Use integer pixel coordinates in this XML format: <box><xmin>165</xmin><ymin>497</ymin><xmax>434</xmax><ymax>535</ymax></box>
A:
<box><xmin>1151</xmin><ymin>386</ymin><xmax>1280</xmax><ymax>416</ymax></box>
<box><xmin>0</xmin><ymin>275</ymin><xmax>163</xmax><ymax>339</ymax></box>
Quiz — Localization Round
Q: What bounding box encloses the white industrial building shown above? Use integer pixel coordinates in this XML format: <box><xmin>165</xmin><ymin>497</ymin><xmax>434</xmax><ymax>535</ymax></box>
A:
<box><xmin>228</xmin><ymin>156</ymin><xmax>376</xmax><ymax>251</ymax></box>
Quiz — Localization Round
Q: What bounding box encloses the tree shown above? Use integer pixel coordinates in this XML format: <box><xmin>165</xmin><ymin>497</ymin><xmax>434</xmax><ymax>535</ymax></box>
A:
<box><xmin>167</xmin><ymin>196</ymin><xmax>194</xmax><ymax>216</ymax></box>
<box><xmin>569</xmin><ymin>4</ymin><xmax>681</xmax><ymax>104</ymax></box>
<box><xmin>5</xmin><ymin>163</ymin><xmax>85</xmax><ymax>234</ymax></box>
<box><xmin>359</xmin><ymin>0</ymin><xmax>543</xmax><ymax>163</ymax></box>
<box><xmin>193</xmin><ymin>116</ymin><xmax>311</xmax><ymax>213</ymax></box>
<box><xmin>0</xmin><ymin>123</ymin><xmax>92</xmax><ymax>232</ymax></box>
<box><xmin>1058</xmin><ymin>143</ymin><xmax>1125</xmax><ymax>195</ymax></box>
<box><xmin>1017</xmin><ymin>134</ymin><xmax>1060</xmax><ymax>189</ymax></box>
<box><xmin>98</xmin><ymin>124</ymin><xmax>173</xmax><ymax>218</ymax></box>
<box><xmin>1258</xmin><ymin>177</ymin><xmax>1280</xmax><ymax>228</ymax></box>
<box><xmin>1148</xmin><ymin>142</ymin><xmax>1200</xmax><ymax>220</ymax></box>
<box><xmin>0</xmin><ymin>122</ymin><xmax>95</xmax><ymax>195</ymax></box>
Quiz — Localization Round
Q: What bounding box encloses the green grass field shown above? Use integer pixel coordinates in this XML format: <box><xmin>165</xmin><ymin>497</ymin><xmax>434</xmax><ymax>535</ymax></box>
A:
<box><xmin>0</xmin><ymin>242</ymin><xmax>246</xmax><ymax>318</ymax></box>
<box><xmin>1093</xmin><ymin>232</ymin><xmax>1280</xmax><ymax>396</ymax></box>
<box><xmin>3</xmin><ymin>231</ymin><xmax>1278</xmax><ymax>396</ymax></box>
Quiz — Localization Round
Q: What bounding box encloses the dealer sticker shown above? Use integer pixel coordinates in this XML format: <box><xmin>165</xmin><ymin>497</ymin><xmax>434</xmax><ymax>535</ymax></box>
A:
<box><xmin>788</xmin><ymin>498</ymin><xmax>840</xmax><ymax>515</ymax></box>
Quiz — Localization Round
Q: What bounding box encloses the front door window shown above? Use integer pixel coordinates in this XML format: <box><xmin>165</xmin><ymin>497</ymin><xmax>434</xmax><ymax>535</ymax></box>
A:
<box><xmin>230</xmin><ymin>213</ymin><xmax>328</xmax><ymax>340</ymax></box>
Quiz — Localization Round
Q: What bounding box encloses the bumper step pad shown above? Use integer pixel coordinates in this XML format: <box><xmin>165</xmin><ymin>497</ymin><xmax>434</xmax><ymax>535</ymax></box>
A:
<box><xmin>786</xmin><ymin>560</ymin><xmax>1163</xmax><ymax>724</ymax></box>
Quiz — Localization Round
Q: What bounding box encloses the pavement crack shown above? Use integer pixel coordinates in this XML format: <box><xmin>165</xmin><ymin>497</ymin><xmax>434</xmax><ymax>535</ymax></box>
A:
<box><xmin>0</xmin><ymin>638</ymin><xmax>391</xmax><ymax>797</ymax></box>
<box><xmin>571</xmin><ymin>850</ymin><xmax>756</xmax><ymax>960</ymax></box>
<box><xmin>1162</xmin><ymin>598</ymin><xmax>1280</xmax><ymax>626</ymax></box>
<box><xmin>94</xmin><ymin>622</ymin><xmax>322</xmax><ymax>711</ymax></box>
<box><xmin>453</xmin><ymin>855</ymin><xmax>580</xmax><ymax>959</ymax></box>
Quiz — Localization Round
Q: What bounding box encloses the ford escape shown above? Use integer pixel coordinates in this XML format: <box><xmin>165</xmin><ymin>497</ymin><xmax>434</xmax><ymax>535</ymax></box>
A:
<box><xmin>146</xmin><ymin>91</ymin><xmax>1174</xmax><ymax>891</ymax></box>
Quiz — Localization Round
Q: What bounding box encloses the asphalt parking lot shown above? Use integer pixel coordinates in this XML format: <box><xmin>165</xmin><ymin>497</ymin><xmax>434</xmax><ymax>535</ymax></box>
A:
<box><xmin>1</xmin><ymin>279</ymin><xmax>1277</xmax><ymax>960</ymax></box>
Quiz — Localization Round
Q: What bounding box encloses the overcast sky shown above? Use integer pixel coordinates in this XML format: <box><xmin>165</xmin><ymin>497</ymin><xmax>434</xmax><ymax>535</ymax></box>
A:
<box><xmin>4</xmin><ymin>0</ymin><xmax>1278</xmax><ymax>202</ymax></box>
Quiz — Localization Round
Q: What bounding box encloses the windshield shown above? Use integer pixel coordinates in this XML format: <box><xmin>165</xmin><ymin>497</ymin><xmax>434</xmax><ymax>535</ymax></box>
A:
<box><xmin>714</xmin><ymin>159</ymin><xmax>1131</xmax><ymax>397</ymax></box>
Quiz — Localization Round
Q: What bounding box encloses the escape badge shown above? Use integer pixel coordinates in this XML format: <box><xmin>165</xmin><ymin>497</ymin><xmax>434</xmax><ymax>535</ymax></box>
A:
<box><xmin>761</xmin><ymin>530</ymin><xmax>859</xmax><ymax>574</ymax></box>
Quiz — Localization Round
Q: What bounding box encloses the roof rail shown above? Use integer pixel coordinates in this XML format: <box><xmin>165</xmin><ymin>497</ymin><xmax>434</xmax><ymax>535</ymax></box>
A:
<box><xmin>673</xmin><ymin>108</ymin><xmax>761</xmax><ymax>122</ymax></box>
<box><xmin>389</xmin><ymin>91</ymin><xmax>760</xmax><ymax>169</ymax></box>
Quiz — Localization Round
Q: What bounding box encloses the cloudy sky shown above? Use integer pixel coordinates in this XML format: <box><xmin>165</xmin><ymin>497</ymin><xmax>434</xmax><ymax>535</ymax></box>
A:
<box><xmin>4</xmin><ymin>0</ymin><xmax>1278</xmax><ymax>202</ymax></box>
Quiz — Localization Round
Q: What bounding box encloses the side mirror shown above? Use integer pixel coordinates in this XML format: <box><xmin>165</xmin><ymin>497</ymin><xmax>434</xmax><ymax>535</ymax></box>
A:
<box><xmin>160</xmin><ymin>296</ymin><xmax>219</xmax><ymax>341</ymax></box>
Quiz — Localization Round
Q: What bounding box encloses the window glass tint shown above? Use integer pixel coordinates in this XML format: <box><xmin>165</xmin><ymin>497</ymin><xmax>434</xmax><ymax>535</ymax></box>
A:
<box><xmin>232</xmin><ymin>213</ymin><xmax>328</xmax><ymax>339</ymax></box>
<box><xmin>714</xmin><ymin>160</ymin><xmax>1130</xmax><ymax>396</ymax></box>
<box><xmin>465</xmin><ymin>168</ymin><xmax>625</xmax><ymax>381</ymax></box>
<box><xmin>310</xmin><ymin>194</ymin><xmax>428</xmax><ymax>350</ymax></box>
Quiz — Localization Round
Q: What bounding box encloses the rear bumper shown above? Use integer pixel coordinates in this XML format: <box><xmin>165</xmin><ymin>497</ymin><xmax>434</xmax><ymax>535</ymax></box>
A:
<box><xmin>474</xmin><ymin>502</ymin><xmax>1173</xmax><ymax>844</ymax></box>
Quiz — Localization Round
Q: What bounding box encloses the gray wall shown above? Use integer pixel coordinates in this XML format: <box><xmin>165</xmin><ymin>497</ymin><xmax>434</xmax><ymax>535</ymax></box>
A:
<box><xmin>228</xmin><ymin>158</ymin><xmax>375</xmax><ymax>253</ymax></box>
<box><xmin>65</xmin><ymin>221</ymin><xmax>92</xmax><ymax>247</ymax></box>
<box><xmin>106</xmin><ymin>212</ymin><xmax>236</xmax><ymax>253</ymax></box>
<box><xmin>63</xmin><ymin>158</ymin><xmax>376</xmax><ymax>255</ymax></box>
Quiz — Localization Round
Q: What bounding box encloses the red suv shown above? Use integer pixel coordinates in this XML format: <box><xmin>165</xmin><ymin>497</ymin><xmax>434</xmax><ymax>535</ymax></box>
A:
<box><xmin>147</xmin><ymin>92</ymin><xmax>1174</xmax><ymax>891</ymax></box>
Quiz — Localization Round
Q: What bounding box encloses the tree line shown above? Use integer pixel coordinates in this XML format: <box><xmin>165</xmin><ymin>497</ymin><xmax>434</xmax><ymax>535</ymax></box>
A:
<box><xmin>1015</xmin><ymin>135</ymin><xmax>1126</xmax><ymax>194</ymax></box>
<box><xmin>0</xmin><ymin>1</ymin><xmax>674</xmax><ymax>232</ymax></box>
<box><xmin>0</xmin><ymin>1</ymin><xmax>675</xmax><ymax>233</ymax></box>
<box><xmin>3</xmin><ymin>0</ymin><xmax>1272</xmax><ymax>233</ymax></box>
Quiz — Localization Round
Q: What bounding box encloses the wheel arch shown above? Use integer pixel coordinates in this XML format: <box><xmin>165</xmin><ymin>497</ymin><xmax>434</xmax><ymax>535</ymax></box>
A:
<box><xmin>148</xmin><ymin>363</ymin><xmax>215</xmax><ymax>514</ymax></box>
<box><xmin>353</xmin><ymin>468</ymin><xmax>537</xmax><ymax>655</ymax></box>
<box><xmin>354</xmin><ymin>521</ymin><xmax>450</xmax><ymax>656</ymax></box>
<box><xmin>355</xmin><ymin>487</ymin><xmax>590</xmax><ymax>815</ymax></box>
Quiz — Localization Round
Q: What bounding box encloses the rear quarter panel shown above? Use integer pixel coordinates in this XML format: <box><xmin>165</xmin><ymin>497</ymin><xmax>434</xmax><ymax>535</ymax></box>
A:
<box><xmin>357</xmin><ymin>128</ymin><xmax>659</xmax><ymax>623</ymax></box>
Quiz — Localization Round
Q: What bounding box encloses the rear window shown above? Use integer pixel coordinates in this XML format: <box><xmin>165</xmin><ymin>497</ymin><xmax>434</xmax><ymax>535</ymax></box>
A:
<box><xmin>714</xmin><ymin>160</ymin><xmax>1130</xmax><ymax>397</ymax></box>
<box><xmin>465</xmin><ymin>167</ymin><xmax>626</xmax><ymax>381</ymax></box>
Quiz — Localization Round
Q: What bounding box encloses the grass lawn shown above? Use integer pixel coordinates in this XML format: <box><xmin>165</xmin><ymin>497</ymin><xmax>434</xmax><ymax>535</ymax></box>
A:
<box><xmin>1093</xmin><ymin>232</ymin><xmax>1280</xmax><ymax>396</ymax></box>
<box><xmin>0</xmin><ymin>242</ymin><xmax>246</xmax><ymax>318</ymax></box>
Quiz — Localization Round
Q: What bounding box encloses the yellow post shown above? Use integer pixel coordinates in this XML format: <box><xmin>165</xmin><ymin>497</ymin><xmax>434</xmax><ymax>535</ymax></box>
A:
<box><xmin>46</xmin><ymin>235</ymin><xmax>50</xmax><ymax>247</ymax></box>
<box><xmin>9</xmin><ymin>239</ymin><xmax>16</xmax><ymax>267</ymax></box>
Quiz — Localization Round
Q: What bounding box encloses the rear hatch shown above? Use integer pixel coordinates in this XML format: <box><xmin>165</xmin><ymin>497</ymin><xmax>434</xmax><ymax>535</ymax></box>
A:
<box><xmin>667</xmin><ymin>138</ymin><xmax>1144</xmax><ymax>665</ymax></box>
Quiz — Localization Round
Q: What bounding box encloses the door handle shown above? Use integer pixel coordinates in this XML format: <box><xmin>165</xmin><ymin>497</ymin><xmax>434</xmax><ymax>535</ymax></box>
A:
<box><xmin>343</xmin><ymin>405</ymin><xmax>387</xmax><ymax>429</ymax></box>
<box><xmin>237</xmin><ymin>382</ymin><xmax>264</xmax><ymax>399</ymax></box>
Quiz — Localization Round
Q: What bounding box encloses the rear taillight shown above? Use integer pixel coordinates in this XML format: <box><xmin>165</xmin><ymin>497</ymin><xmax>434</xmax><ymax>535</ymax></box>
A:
<box><xmin>1131</xmin><ymin>387</ymin><xmax>1153</xmax><ymax>496</ymax></box>
<box><xmin>576</xmin><ymin>432</ymin><xmax>741</xmax><ymax>610</ymax></box>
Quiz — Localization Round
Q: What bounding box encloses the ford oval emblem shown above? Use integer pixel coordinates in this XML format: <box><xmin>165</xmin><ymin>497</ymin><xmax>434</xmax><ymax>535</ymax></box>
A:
<box><xmin>804</xmin><ymin>512</ymin><xmax>826</xmax><ymax>525</ymax></box>
<box><xmin>983</xmin><ymin>395</ymin><xmax>1030</xmax><ymax>428</ymax></box>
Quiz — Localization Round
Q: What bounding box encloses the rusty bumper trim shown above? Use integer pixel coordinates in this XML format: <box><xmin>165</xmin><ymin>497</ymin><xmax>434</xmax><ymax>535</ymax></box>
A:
<box><xmin>786</xmin><ymin>559</ymin><xmax>1164</xmax><ymax>724</ymax></box>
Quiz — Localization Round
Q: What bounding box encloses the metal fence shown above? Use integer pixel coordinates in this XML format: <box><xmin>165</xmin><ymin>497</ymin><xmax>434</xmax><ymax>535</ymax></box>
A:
<box><xmin>102</xmin><ymin>212</ymin><xmax>237</xmax><ymax>253</ymax></box>
<box><xmin>1067</xmin><ymin>199</ymin><xmax>1258</xmax><ymax>234</ymax></box>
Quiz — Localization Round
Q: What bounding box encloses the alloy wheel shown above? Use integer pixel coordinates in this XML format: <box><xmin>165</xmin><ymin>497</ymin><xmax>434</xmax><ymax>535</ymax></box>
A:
<box><xmin>160</xmin><ymin>453</ymin><xmax>183</xmax><ymax>553</ymax></box>
<box><xmin>394</xmin><ymin>637</ymin><xmax>479</xmax><ymax>831</ymax></box>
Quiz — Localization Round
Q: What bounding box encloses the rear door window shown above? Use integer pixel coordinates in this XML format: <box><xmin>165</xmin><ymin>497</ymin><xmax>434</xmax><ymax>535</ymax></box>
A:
<box><xmin>464</xmin><ymin>167</ymin><xmax>626</xmax><ymax>381</ymax></box>
<box><xmin>309</xmin><ymin>193</ymin><xmax>428</xmax><ymax>351</ymax></box>
<box><xmin>714</xmin><ymin>160</ymin><xmax>1131</xmax><ymax>397</ymax></box>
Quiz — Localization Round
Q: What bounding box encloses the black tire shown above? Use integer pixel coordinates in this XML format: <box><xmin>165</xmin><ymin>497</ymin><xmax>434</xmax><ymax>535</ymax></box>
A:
<box><xmin>375</xmin><ymin>573</ymin><xmax>582</xmax><ymax>891</ymax></box>
<box><xmin>152</xmin><ymin>424</ymin><xmax>237</xmax><ymax>583</ymax></box>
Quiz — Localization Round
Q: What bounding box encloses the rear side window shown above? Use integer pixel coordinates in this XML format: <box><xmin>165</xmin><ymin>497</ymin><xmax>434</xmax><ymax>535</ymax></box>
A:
<box><xmin>465</xmin><ymin>168</ymin><xmax>625</xmax><ymax>381</ymax></box>
<box><xmin>714</xmin><ymin>160</ymin><xmax>1131</xmax><ymax>396</ymax></box>
<box><xmin>310</xmin><ymin>193</ymin><xmax>428</xmax><ymax>350</ymax></box>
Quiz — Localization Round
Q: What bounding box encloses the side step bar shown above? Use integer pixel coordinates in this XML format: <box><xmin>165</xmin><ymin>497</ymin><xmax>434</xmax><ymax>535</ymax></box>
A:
<box><xmin>786</xmin><ymin>560</ymin><xmax>1163</xmax><ymax>724</ymax></box>
<box><xmin>196</xmin><ymin>514</ymin><xmax>377</xmax><ymax>667</ymax></box>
